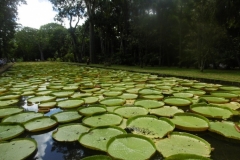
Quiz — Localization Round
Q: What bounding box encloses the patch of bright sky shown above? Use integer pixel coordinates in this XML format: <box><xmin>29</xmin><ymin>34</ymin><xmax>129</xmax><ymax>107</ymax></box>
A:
<box><xmin>17</xmin><ymin>0</ymin><xmax>85</xmax><ymax>29</ymax></box>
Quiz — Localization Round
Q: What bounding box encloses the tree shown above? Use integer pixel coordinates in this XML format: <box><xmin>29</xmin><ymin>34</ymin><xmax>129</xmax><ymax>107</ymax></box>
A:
<box><xmin>49</xmin><ymin>0</ymin><xmax>85</xmax><ymax>62</ymax></box>
<box><xmin>0</xmin><ymin>0</ymin><xmax>26</xmax><ymax>58</ymax></box>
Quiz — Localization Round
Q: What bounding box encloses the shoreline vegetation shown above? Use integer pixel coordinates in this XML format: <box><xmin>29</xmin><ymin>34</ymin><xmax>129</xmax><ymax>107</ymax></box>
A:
<box><xmin>2</xmin><ymin>62</ymin><xmax>240</xmax><ymax>86</ymax></box>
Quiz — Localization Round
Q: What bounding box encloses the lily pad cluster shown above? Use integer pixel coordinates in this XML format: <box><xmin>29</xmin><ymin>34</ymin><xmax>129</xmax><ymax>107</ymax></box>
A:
<box><xmin>0</xmin><ymin>62</ymin><xmax>240</xmax><ymax>159</ymax></box>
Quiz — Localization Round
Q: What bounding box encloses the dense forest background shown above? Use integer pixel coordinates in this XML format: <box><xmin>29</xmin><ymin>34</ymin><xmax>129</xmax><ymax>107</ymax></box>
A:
<box><xmin>1</xmin><ymin>0</ymin><xmax>240</xmax><ymax>71</ymax></box>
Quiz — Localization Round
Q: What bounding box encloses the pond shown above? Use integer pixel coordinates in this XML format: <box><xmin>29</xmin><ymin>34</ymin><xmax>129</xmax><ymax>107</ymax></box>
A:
<box><xmin>0</xmin><ymin>62</ymin><xmax>240</xmax><ymax>160</ymax></box>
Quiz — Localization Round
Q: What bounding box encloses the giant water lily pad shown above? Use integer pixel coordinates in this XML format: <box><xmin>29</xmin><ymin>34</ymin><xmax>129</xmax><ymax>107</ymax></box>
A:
<box><xmin>100</xmin><ymin>98</ymin><xmax>125</xmax><ymax>106</ymax></box>
<box><xmin>126</xmin><ymin>115</ymin><xmax>175</xmax><ymax>138</ymax></box>
<box><xmin>0</xmin><ymin>99</ymin><xmax>19</xmax><ymax>107</ymax></box>
<box><xmin>0</xmin><ymin>138</ymin><xmax>37</xmax><ymax>160</ymax></box>
<box><xmin>163</xmin><ymin>97</ymin><xmax>192</xmax><ymax>107</ymax></box>
<box><xmin>23</xmin><ymin>116</ymin><xmax>57</xmax><ymax>132</ymax></box>
<box><xmin>190</xmin><ymin>103</ymin><xmax>234</xmax><ymax>119</ymax></box>
<box><xmin>134</xmin><ymin>99</ymin><xmax>164</xmax><ymax>109</ymax></box>
<box><xmin>38</xmin><ymin>101</ymin><xmax>57</xmax><ymax>108</ymax></box>
<box><xmin>141</xmin><ymin>94</ymin><xmax>164</xmax><ymax>100</ymax></box>
<box><xmin>138</xmin><ymin>88</ymin><xmax>162</xmax><ymax>95</ymax></box>
<box><xmin>78</xmin><ymin>105</ymin><xmax>107</xmax><ymax>116</ymax></box>
<box><xmin>82</xmin><ymin>155</ymin><xmax>112</xmax><ymax>160</ymax></box>
<box><xmin>51</xmin><ymin>111</ymin><xmax>82</xmax><ymax>123</ymax></box>
<box><xmin>51</xmin><ymin>91</ymin><xmax>74</xmax><ymax>98</ymax></box>
<box><xmin>0</xmin><ymin>94</ymin><xmax>20</xmax><ymax>100</ymax></box>
<box><xmin>82</xmin><ymin>96</ymin><xmax>99</xmax><ymax>104</ymax></box>
<box><xmin>103</xmin><ymin>91</ymin><xmax>122</xmax><ymax>97</ymax></box>
<box><xmin>107</xmin><ymin>134</ymin><xmax>156</xmax><ymax>160</ymax></box>
<box><xmin>155</xmin><ymin>132</ymin><xmax>211</xmax><ymax>158</ymax></box>
<box><xmin>0</xmin><ymin>108</ymin><xmax>23</xmax><ymax>118</ymax></box>
<box><xmin>213</xmin><ymin>102</ymin><xmax>240</xmax><ymax>110</ymax></box>
<box><xmin>82</xmin><ymin>113</ymin><xmax>122</xmax><ymax>127</ymax></box>
<box><xmin>165</xmin><ymin>154</ymin><xmax>211</xmax><ymax>160</ymax></box>
<box><xmin>27</xmin><ymin>96</ymin><xmax>56</xmax><ymax>103</ymax></box>
<box><xmin>210</xmin><ymin>92</ymin><xmax>238</xmax><ymax>99</ymax></box>
<box><xmin>79</xmin><ymin>126</ymin><xmax>126</xmax><ymax>151</ymax></box>
<box><xmin>185</xmin><ymin>89</ymin><xmax>206</xmax><ymax>96</ymax></box>
<box><xmin>52</xmin><ymin>123</ymin><xmax>89</xmax><ymax>142</ymax></box>
<box><xmin>209</xmin><ymin>121</ymin><xmax>240</xmax><ymax>140</ymax></box>
<box><xmin>118</xmin><ymin>93</ymin><xmax>138</xmax><ymax>99</ymax></box>
<box><xmin>149</xmin><ymin>106</ymin><xmax>184</xmax><ymax>117</ymax></box>
<box><xmin>173</xmin><ymin>92</ymin><xmax>193</xmax><ymax>98</ymax></box>
<box><xmin>57</xmin><ymin>99</ymin><xmax>84</xmax><ymax>109</ymax></box>
<box><xmin>113</xmin><ymin>106</ymin><xmax>148</xmax><ymax>118</ymax></box>
<box><xmin>2</xmin><ymin>112</ymin><xmax>43</xmax><ymax>123</ymax></box>
<box><xmin>219</xmin><ymin>86</ymin><xmax>240</xmax><ymax>91</ymax></box>
<box><xmin>171</xmin><ymin>113</ymin><xmax>209</xmax><ymax>131</ymax></box>
<box><xmin>200</xmin><ymin>96</ymin><xmax>229</xmax><ymax>104</ymax></box>
<box><xmin>0</xmin><ymin>123</ymin><xmax>25</xmax><ymax>140</ymax></box>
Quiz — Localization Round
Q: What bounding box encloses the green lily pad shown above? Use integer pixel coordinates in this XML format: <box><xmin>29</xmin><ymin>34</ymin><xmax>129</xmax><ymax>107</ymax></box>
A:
<box><xmin>155</xmin><ymin>132</ymin><xmax>211</xmax><ymax>158</ymax></box>
<box><xmin>141</xmin><ymin>94</ymin><xmax>164</xmax><ymax>100</ymax></box>
<box><xmin>27</xmin><ymin>96</ymin><xmax>56</xmax><ymax>103</ymax></box>
<box><xmin>103</xmin><ymin>91</ymin><xmax>123</xmax><ymax>97</ymax></box>
<box><xmin>163</xmin><ymin>97</ymin><xmax>192</xmax><ymax>107</ymax></box>
<box><xmin>185</xmin><ymin>89</ymin><xmax>206</xmax><ymax>96</ymax></box>
<box><xmin>149</xmin><ymin>106</ymin><xmax>184</xmax><ymax>117</ymax></box>
<box><xmin>78</xmin><ymin>105</ymin><xmax>107</xmax><ymax>116</ymax></box>
<box><xmin>171</xmin><ymin>113</ymin><xmax>209</xmax><ymax>131</ymax></box>
<box><xmin>138</xmin><ymin>88</ymin><xmax>162</xmax><ymax>95</ymax></box>
<box><xmin>62</xmin><ymin>86</ymin><xmax>79</xmax><ymax>90</ymax></box>
<box><xmin>23</xmin><ymin>116</ymin><xmax>57</xmax><ymax>132</ymax></box>
<box><xmin>127</xmin><ymin>115</ymin><xmax>175</xmax><ymax>138</ymax></box>
<box><xmin>107</xmin><ymin>134</ymin><xmax>156</xmax><ymax>160</ymax></box>
<box><xmin>82</xmin><ymin>96</ymin><xmax>99</xmax><ymax>104</ymax></box>
<box><xmin>0</xmin><ymin>94</ymin><xmax>21</xmax><ymax>100</ymax></box>
<box><xmin>81</xmin><ymin>155</ymin><xmax>112</xmax><ymax>160</ymax></box>
<box><xmin>0</xmin><ymin>123</ymin><xmax>25</xmax><ymax>141</ymax></box>
<box><xmin>0</xmin><ymin>99</ymin><xmax>19</xmax><ymax>107</ymax></box>
<box><xmin>125</xmin><ymin>88</ymin><xmax>140</xmax><ymax>94</ymax></box>
<box><xmin>165</xmin><ymin>154</ymin><xmax>211</xmax><ymax>160</ymax></box>
<box><xmin>38</xmin><ymin>101</ymin><xmax>57</xmax><ymax>108</ymax></box>
<box><xmin>57</xmin><ymin>99</ymin><xmax>84</xmax><ymax>109</ymax></box>
<box><xmin>219</xmin><ymin>86</ymin><xmax>240</xmax><ymax>91</ymax></box>
<box><xmin>118</xmin><ymin>93</ymin><xmax>138</xmax><ymax>99</ymax></box>
<box><xmin>79</xmin><ymin>126</ymin><xmax>126</xmax><ymax>151</ymax></box>
<box><xmin>209</xmin><ymin>121</ymin><xmax>240</xmax><ymax>140</ymax></box>
<box><xmin>173</xmin><ymin>92</ymin><xmax>194</xmax><ymax>98</ymax></box>
<box><xmin>51</xmin><ymin>91</ymin><xmax>74</xmax><ymax>98</ymax></box>
<box><xmin>109</xmin><ymin>87</ymin><xmax>126</xmax><ymax>91</ymax></box>
<box><xmin>21</xmin><ymin>91</ymin><xmax>35</xmax><ymax>96</ymax></box>
<box><xmin>0</xmin><ymin>138</ymin><xmax>37</xmax><ymax>159</ymax></box>
<box><xmin>134</xmin><ymin>99</ymin><xmax>164</xmax><ymax>109</ymax></box>
<box><xmin>35</xmin><ymin>90</ymin><xmax>53</xmax><ymax>96</ymax></box>
<box><xmin>212</xmin><ymin>102</ymin><xmax>240</xmax><ymax>110</ymax></box>
<box><xmin>100</xmin><ymin>98</ymin><xmax>125</xmax><ymax>106</ymax></box>
<box><xmin>51</xmin><ymin>111</ymin><xmax>82</xmax><ymax>123</ymax></box>
<box><xmin>47</xmin><ymin>85</ymin><xmax>64</xmax><ymax>90</ymax></box>
<box><xmin>113</xmin><ymin>106</ymin><xmax>148</xmax><ymax>118</ymax></box>
<box><xmin>210</xmin><ymin>91</ymin><xmax>238</xmax><ymax>99</ymax></box>
<box><xmin>71</xmin><ymin>92</ymin><xmax>93</xmax><ymax>98</ymax></box>
<box><xmin>200</xmin><ymin>96</ymin><xmax>229</xmax><ymax>104</ymax></box>
<box><xmin>52</xmin><ymin>123</ymin><xmax>89</xmax><ymax>142</ymax></box>
<box><xmin>0</xmin><ymin>108</ymin><xmax>23</xmax><ymax>118</ymax></box>
<box><xmin>82</xmin><ymin>113</ymin><xmax>123</xmax><ymax>127</ymax></box>
<box><xmin>190</xmin><ymin>103</ymin><xmax>234</xmax><ymax>119</ymax></box>
<box><xmin>2</xmin><ymin>112</ymin><xmax>43</xmax><ymax>123</ymax></box>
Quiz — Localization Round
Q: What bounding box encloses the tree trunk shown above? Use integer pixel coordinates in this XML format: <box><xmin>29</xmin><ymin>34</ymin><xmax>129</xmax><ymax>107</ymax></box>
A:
<box><xmin>89</xmin><ymin>21</ymin><xmax>95</xmax><ymax>63</ymax></box>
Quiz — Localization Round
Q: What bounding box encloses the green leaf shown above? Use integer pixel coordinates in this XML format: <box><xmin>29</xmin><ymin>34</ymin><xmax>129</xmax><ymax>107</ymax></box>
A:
<box><xmin>78</xmin><ymin>105</ymin><xmax>107</xmax><ymax>116</ymax></box>
<box><xmin>134</xmin><ymin>99</ymin><xmax>164</xmax><ymax>109</ymax></box>
<box><xmin>2</xmin><ymin>112</ymin><xmax>44</xmax><ymax>124</ymax></box>
<box><xmin>100</xmin><ymin>98</ymin><xmax>126</xmax><ymax>106</ymax></box>
<box><xmin>113</xmin><ymin>106</ymin><xmax>148</xmax><ymax>118</ymax></box>
<box><xmin>0</xmin><ymin>108</ymin><xmax>23</xmax><ymax>118</ymax></box>
<box><xmin>57</xmin><ymin>99</ymin><xmax>84</xmax><ymax>109</ymax></box>
<box><xmin>0</xmin><ymin>123</ymin><xmax>25</xmax><ymax>141</ymax></box>
<box><xmin>81</xmin><ymin>155</ymin><xmax>112</xmax><ymax>160</ymax></box>
<box><xmin>27</xmin><ymin>95</ymin><xmax>56</xmax><ymax>103</ymax></box>
<box><xmin>163</xmin><ymin>97</ymin><xmax>192</xmax><ymax>107</ymax></box>
<box><xmin>107</xmin><ymin>134</ymin><xmax>156</xmax><ymax>160</ymax></box>
<box><xmin>79</xmin><ymin>126</ymin><xmax>126</xmax><ymax>151</ymax></box>
<box><xmin>149</xmin><ymin>106</ymin><xmax>184</xmax><ymax>117</ymax></box>
<box><xmin>165</xmin><ymin>154</ymin><xmax>211</xmax><ymax>160</ymax></box>
<box><xmin>51</xmin><ymin>111</ymin><xmax>82</xmax><ymax>123</ymax></box>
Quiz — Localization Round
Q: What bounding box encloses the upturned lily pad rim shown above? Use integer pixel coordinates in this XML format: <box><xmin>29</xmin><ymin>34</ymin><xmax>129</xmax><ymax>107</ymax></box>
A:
<box><xmin>165</xmin><ymin>153</ymin><xmax>211</xmax><ymax>160</ymax></box>
<box><xmin>81</xmin><ymin>155</ymin><xmax>112</xmax><ymax>160</ymax></box>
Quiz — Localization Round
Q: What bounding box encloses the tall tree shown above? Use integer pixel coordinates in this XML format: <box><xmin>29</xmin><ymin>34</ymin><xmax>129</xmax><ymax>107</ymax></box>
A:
<box><xmin>0</xmin><ymin>0</ymin><xmax>26</xmax><ymax>58</ymax></box>
<box><xmin>49</xmin><ymin>0</ymin><xmax>85</xmax><ymax>62</ymax></box>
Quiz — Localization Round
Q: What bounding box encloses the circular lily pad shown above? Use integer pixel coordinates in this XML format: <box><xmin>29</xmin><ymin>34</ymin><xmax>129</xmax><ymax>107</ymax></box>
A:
<box><xmin>107</xmin><ymin>134</ymin><xmax>156</xmax><ymax>160</ymax></box>
<box><xmin>0</xmin><ymin>99</ymin><xmax>19</xmax><ymax>107</ymax></box>
<box><xmin>2</xmin><ymin>112</ymin><xmax>44</xmax><ymax>124</ymax></box>
<box><xmin>27</xmin><ymin>96</ymin><xmax>56</xmax><ymax>103</ymax></box>
<box><xmin>35</xmin><ymin>90</ymin><xmax>53</xmax><ymax>96</ymax></box>
<box><xmin>190</xmin><ymin>104</ymin><xmax>234</xmax><ymax>119</ymax></box>
<box><xmin>209</xmin><ymin>121</ymin><xmax>240</xmax><ymax>140</ymax></box>
<box><xmin>79</xmin><ymin>126</ymin><xmax>126</xmax><ymax>151</ymax></box>
<box><xmin>0</xmin><ymin>138</ymin><xmax>37</xmax><ymax>160</ymax></box>
<box><xmin>155</xmin><ymin>132</ymin><xmax>211</xmax><ymax>158</ymax></box>
<box><xmin>82</xmin><ymin>113</ymin><xmax>123</xmax><ymax>127</ymax></box>
<box><xmin>165</xmin><ymin>154</ymin><xmax>211</xmax><ymax>160</ymax></box>
<box><xmin>210</xmin><ymin>92</ymin><xmax>238</xmax><ymax>99</ymax></box>
<box><xmin>173</xmin><ymin>92</ymin><xmax>194</xmax><ymax>98</ymax></box>
<box><xmin>185</xmin><ymin>89</ymin><xmax>206</xmax><ymax>96</ymax></box>
<box><xmin>51</xmin><ymin>111</ymin><xmax>82</xmax><ymax>123</ymax></box>
<box><xmin>103</xmin><ymin>91</ymin><xmax>122</xmax><ymax>97</ymax></box>
<box><xmin>163</xmin><ymin>97</ymin><xmax>192</xmax><ymax>107</ymax></box>
<box><xmin>81</xmin><ymin>155</ymin><xmax>112</xmax><ymax>160</ymax></box>
<box><xmin>200</xmin><ymin>96</ymin><xmax>229</xmax><ymax>104</ymax></box>
<box><xmin>127</xmin><ymin>115</ymin><xmax>175</xmax><ymax>138</ymax></box>
<box><xmin>0</xmin><ymin>123</ymin><xmax>25</xmax><ymax>140</ymax></box>
<box><xmin>125</xmin><ymin>88</ymin><xmax>140</xmax><ymax>94</ymax></box>
<box><xmin>23</xmin><ymin>116</ymin><xmax>57</xmax><ymax>132</ymax></box>
<box><xmin>51</xmin><ymin>91</ymin><xmax>74</xmax><ymax>98</ymax></box>
<box><xmin>0</xmin><ymin>108</ymin><xmax>23</xmax><ymax>118</ymax></box>
<box><xmin>82</xmin><ymin>96</ymin><xmax>99</xmax><ymax>104</ymax></box>
<box><xmin>118</xmin><ymin>93</ymin><xmax>138</xmax><ymax>100</ymax></box>
<box><xmin>78</xmin><ymin>105</ymin><xmax>107</xmax><ymax>116</ymax></box>
<box><xmin>0</xmin><ymin>94</ymin><xmax>21</xmax><ymax>100</ymax></box>
<box><xmin>113</xmin><ymin>106</ymin><xmax>148</xmax><ymax>118</ymax></box>
<box><xmin>219</xmin><ymin>86</ymin><xmax>240</xmax><ymax>91</ymax></box>
<box><xmin>57</xmin><ymin>99</ymin><xmax>84</xmax><ymax>109</ymax></box>
<box><xmin>141</xmin><ymin>94</ymin><xmax>164</xmax><ymax>100</ymax></box>
<box><xmin>171</xmin><ymin>113</ymin><xmax>209</xmax><ymax>131</ymax></box>
<box><xmin>134</xmin><ymin>99</ymin><xmax>164</xmax><ymax>109</ymax></box>
<box><xmin>138</xmin><ymin>88</ymin><xmax>162</xmax><ymax>95</ymax></box>
<box><xmin>149</xmin><ymin>106</ymin><xmax>184</xmax><ymax>117</ymax></box>
<box><xmin>52</xmin><ymin>123</ymin><xmax>89</xmax><ymax>142</ymax></box>
<box><xmin>38</xmin><ymin>101</ymin><xmax>57</xmax><ymax>108</ymax></box>
<box><xmin>100</xmin><ymin>98</ymin><xmax>125</xmax><ymax>106</ymax></box>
